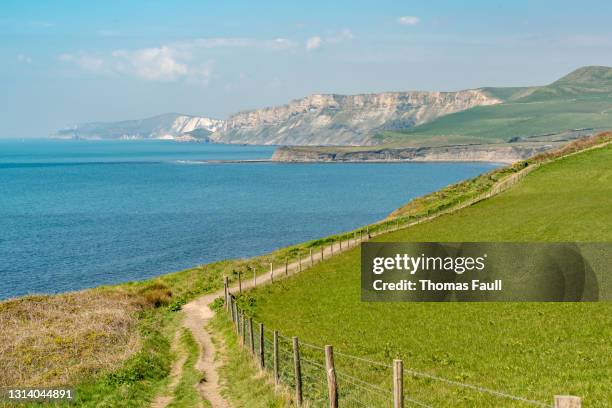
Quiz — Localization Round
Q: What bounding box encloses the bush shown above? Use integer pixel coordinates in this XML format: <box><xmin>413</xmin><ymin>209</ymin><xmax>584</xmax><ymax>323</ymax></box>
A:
<box><xmin>139</xmin><ymin>282</ymin><xmax>172</xmax><ymax>308</ymax></box>
<box><xmin>209</xmin><ymin>297</ymin><xmax>225</xmax><ymax>312</ymax></box>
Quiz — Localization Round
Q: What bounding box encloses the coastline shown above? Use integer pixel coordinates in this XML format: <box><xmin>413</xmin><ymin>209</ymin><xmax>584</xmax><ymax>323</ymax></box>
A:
<box><xmin>2</xmin><ymin>133</ymin><xmax>611</xmax><ymax>407</ymax></box>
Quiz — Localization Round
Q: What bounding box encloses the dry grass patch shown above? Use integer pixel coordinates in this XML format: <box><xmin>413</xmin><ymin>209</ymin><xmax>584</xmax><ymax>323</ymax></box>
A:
<box><xmin>0</xmin><ymin>289</ymin><xmax>143</xmax><ymax>388</ymax></box>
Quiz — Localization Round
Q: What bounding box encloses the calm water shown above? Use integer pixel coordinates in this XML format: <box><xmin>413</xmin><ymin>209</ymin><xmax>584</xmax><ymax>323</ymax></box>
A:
<box><xmin>0</xmin><ymin>140</ymin><xmax>497</xmax><ymax>299</ymax></box>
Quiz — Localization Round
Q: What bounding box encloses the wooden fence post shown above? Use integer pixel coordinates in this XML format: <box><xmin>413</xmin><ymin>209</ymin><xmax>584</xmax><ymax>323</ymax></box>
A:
<box><xmin>298</xmin><ymin>255</ymin><xmax>302</xmax><ymax>272</ymax></box>
<box><xmin>321</xmin><ymin>246</ymin><xmax>324</xmax><ymax>260</ymax></box>
<box><xmin>233</xmin><ymin>301</ymin><xmax>239</xmax><ymax>334</ymax></box>
<box><xmin>238</xmin><ymin>271</ymin><xmax>242</xmax><ymax>293</ymax></box>
<box><xmin>293</xmin><ymin>337</ymin><xmax>303</xmax><ymax>407</ymax></box>
<box><xmin>285</xmin><ymin>258</ymin><xmax>288</xmax><ymax>275</ymax></box>
<box><xmin>270</xmin><ymin>262</ymin><xmax>274</xmax><ymax>283</ymax></box>
<box><xmin>366</xmin><ymin>226</ymin><xmax>369</xmax><ymax>239</ymax></box>
<box><xmin>554</xmin><ymin>396</ymin><xmax>581</xmax><ymax>408</ymax></box>
<box><xmin>353</xmin><ymin>231</ymin><xmax>357</xmax><ymax>244</ymax></box>
<box><xmin>223</xmin><ymin>276</ymin><xmax>229</xmax><ymax>310</ymax></box>
<box><xmin>325</xmin><ymin>345</ymin><xmax>338</xmax><ymax>408</ymax></box>
<box><xmin>394</xmin><ymin>359</ymin><xmax>403</xmax><ymax>408</ymax></box>
<box><xmin>249</xmin><ymin>318</ymin><xmax>255</xmax><ymax>354</ymax></box>
<box><xmin>273</xmin><ymin>330</ymin><xmax>280</xmax><ymax>385</ymax></box>
<box><xmin>310</xmin><ymin>249</ymin><xmax>313</xmax><ymax>266</ymax></box>
<box><xmin>241</xmin><ymin>312</ymin><xmax>246</xmax><ymax>347</ymax></box>
<box><xmin>230</xmin><ymin>296</ymin><xmax>235</xmax><ymax>322</ymax></box>
<box><xmin>330</xmin><ymin>243</ymin><xmax>334</xmax><ymax>255</ymax></box>
<box><xmin>259</xmin><ymin>323</ymin><xmax>265</xmax><ymax>370</ymax></box>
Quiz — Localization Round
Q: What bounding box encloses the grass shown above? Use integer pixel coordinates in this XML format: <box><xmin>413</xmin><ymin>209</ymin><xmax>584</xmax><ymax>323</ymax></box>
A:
<box><xmin>383</xmin><ymin>95</ymin><xmax>612</xmax><ymax>145</ymax></box>
<box><xmin>0</xmin><ymin>290</ymin><xmax>141</xmax><ymax>389</ymax></box>
<box><xmin>235</xmin><ymin>142</ymin><xmax>612</xmax><ymax>407</ymax></box>
<box><xmin>382</xmin><ymin>66</ymin><xmax>612</xmax><ymax>146</ymax></box>
<box><xmin>210</xmin><ymin>306</ymin><xmax>291</xmax><ymax>407</ymax></box>
<box><xmin>389</xmin><ymin>132</ymin><xmax>612</xmax><ymax>220</ymax></box>
<box><xmin>167</xmin><ymin>329</ymin><xmax>208</xmax><ymax>408</ymax></box>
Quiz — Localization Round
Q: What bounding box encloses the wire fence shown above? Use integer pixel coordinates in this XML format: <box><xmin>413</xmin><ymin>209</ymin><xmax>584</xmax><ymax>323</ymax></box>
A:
<box><xmin>225</xmin><ymin>295</ymin><xmax>566</xmax><ymax>408</ymax></box>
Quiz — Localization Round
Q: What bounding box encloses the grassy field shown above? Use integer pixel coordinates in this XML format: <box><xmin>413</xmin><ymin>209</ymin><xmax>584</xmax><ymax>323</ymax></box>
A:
<box><xmin>382</xmin><ymin>66</ymin><xmax>612</xmax><ymax>146</ymax></box>
<box><xmin>235</xmin><ymin>143</ymin><xmax>612</xmax><ymax>407</ymax></box>
<box><xmin>382</xmin><ymin>94</ymin><xmax>612</xmax><ymax>146</ymax></box>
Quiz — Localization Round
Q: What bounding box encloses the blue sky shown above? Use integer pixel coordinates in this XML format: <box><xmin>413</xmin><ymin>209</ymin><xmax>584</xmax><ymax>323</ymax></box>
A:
<box><xmin>2</xmin><ymin>0</ymin><xmax>612</xmax><ymax>137</ymax></box>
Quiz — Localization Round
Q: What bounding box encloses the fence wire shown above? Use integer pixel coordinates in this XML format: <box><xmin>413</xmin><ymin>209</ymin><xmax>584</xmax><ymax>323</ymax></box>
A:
<box><xmin>230</xmin><ymin>286</ymin><xmax>553</xmax><ymax>408</ymax></box>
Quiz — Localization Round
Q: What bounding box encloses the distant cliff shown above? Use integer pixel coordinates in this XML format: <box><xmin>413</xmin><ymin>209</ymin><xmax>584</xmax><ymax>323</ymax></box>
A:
<box><xmin>54</xmin><ymin>113</ymin><xmax>225</xmax><ymax>142</ymax></box>
<box><xmin>272</xmin><ymin>142</ymin><xmax>560</xmax><ymax>163</ymax></box>
<box><xmin>210</xmin><ymin>90</ymin><xmax>501</xmax><ymax>146</ymax></box>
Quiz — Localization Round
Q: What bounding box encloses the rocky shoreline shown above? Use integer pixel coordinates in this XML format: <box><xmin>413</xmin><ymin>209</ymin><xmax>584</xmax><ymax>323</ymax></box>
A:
<box><xmin>271</xmin><ymin>142</ymin><xmax>563</xmax><ymax>163</ymax></box>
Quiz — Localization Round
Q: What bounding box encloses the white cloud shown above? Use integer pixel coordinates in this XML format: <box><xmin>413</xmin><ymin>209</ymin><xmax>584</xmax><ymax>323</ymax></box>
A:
<box><xmin>57</xmin><ymin>36</ymin><xmax>299</xmax><ymax>84</ymax></box>
<box><xmin>58</xmin><ymin>46</ymin><xmax>211</xmax><ymax>84</ymax></box>
<box><xmin>306</xmin><ymin>30</ymin><xmax>353</xmax><ymax>51</ymax></box>
<box><xmin>306</xmin><ymin>36</ymin><xmax>322</xmax><ymax>51</ymax></box>
<box><xmin>398</xmin><ymin>16</ymin><xmax>420</xmax><ymax>25</ymax></box>
<box><xmin>121</xmin><ymin>46</ymin><xmax>188</xmax><ymax>81</ymax></box>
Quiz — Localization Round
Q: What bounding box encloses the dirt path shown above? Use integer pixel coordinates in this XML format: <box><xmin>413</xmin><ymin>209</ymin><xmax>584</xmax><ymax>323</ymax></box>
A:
<box><xmin>181</xmin><ymin>293</ymin><xmax>229</xmax><ymax>408</ymax></box>
<box><xmin>180</xmin><ymin>236</ymin><xmax>361</xmax><ymax>408</ymax></box>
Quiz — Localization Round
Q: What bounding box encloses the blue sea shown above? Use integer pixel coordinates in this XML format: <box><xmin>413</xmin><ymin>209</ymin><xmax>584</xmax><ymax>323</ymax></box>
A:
<box><xmin>0</xmin><ymin>139</ymin><xmax>497</xmax><ymax>299</ymax></box>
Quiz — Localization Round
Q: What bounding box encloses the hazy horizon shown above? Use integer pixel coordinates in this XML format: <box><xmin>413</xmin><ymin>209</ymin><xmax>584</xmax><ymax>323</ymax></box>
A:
<box><xmin>2</xmin><ymin>0</ymin><xmax>612</xmax><ymax>138</ymax></box>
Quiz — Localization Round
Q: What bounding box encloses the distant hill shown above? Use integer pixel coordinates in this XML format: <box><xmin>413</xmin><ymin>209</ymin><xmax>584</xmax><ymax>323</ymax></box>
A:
<box><xmin>379</xmin><ymin>66</ymin><xmax>612</xmax><ymax>146</ymax></box>
<box><xmin>273</xmin><ymin>66</ymin><xmax>612</xmax><ymax>161</ymax></box>
<box><xmin>54</xmin><ymin>113</ymin><xmax>225</xmax><ymax>142</ymax></box>
<box><xmin>54</xmin><ymin>66</ymin><xmax>612</xmax><ymax>149</ymax></box>
<box><xmin>209</xmin><ymin>90</ymin><xmax>501</xmax><ymax>146</ymax></box>
<box><xmin>515</xmin><ymin>65</ymin><xmax>612</xmax><ymax>102</ymax></box>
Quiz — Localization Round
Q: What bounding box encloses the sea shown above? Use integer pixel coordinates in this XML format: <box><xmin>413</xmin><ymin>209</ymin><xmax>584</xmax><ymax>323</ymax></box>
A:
<box><xmin>0</xmin><ymin>139</ymin><xmax>498</xmax><ymax>299</ymax></box>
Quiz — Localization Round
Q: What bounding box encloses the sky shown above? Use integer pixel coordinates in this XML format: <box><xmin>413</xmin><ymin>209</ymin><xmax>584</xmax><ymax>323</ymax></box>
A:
<box><xmin>1</xmin><ymin>0</ymin><xmax>612</xmax><ymax>137</ymax></box>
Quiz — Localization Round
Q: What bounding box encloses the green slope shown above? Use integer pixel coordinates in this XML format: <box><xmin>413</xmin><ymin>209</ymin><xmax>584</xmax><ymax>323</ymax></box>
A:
<box><xmin>380</xmin><ymin>66</ymin><xmax>612</xmax><ymax>146</ymax></box>
<box><xmin>238</xmin><ymin>143</ymin><xmax>612</xmax><ymax>407</ymax></box>
<box><xmin>516</xmin><ymin>65</ymin><xmax>612</xmax><ymax>102</ymax></box>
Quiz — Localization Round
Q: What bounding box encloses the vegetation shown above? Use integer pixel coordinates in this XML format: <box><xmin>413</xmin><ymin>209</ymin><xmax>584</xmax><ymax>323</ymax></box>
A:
<box><xmin>382</xmin><ymin>66</ymin><xmax>612</xmax><ymax>146</ymax></box>
<box><xmin>209</xmin><ymin>310</ymin><xmax>291</xmax><ymax>407</ymax></box>
<box><xmin>167</xmin><ymin>329</ymin><xmax>208</xmax><ymax>408</ymax></box>
<box><xmin>389</xmin><ymin>131</ymin><xmax>612</xmax><ymax>219</ymax></box>
<box><xmin>235</xmin><ymin>140</ymin><xmax>612</xmax><ymax>407</ymax></box>
<box><xmin>382</xmin><ymin>94</ymin><xmax>612</xmax><ymax>146</ymax></box>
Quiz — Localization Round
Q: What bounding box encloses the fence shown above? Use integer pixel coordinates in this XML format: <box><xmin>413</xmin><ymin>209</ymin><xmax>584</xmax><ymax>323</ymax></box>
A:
<box><xmin>223</xmin><ymin>286</ymin><xmax>581</xmax><ymax>408</ymax></box>
<box><xmin>218</xmin><ymin>158</ymin><xmax>584</xmax><ymax>407</ymax></box>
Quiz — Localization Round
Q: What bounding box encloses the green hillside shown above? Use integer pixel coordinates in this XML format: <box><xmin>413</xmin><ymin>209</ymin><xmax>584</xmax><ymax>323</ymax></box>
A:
<box><xmin>516</xmin><ymin>65</ymin><xmax>612</xmax><ymax>102</ymax></box>
<box><xmin>237</xmin><ymin>142</ymin><xmax>612</xmax><ymax>407</ymax></box>
<box><xmin>380</xmin><ymin>66</ymin><xmax>612</xmax><ymax>147</ymax></box>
